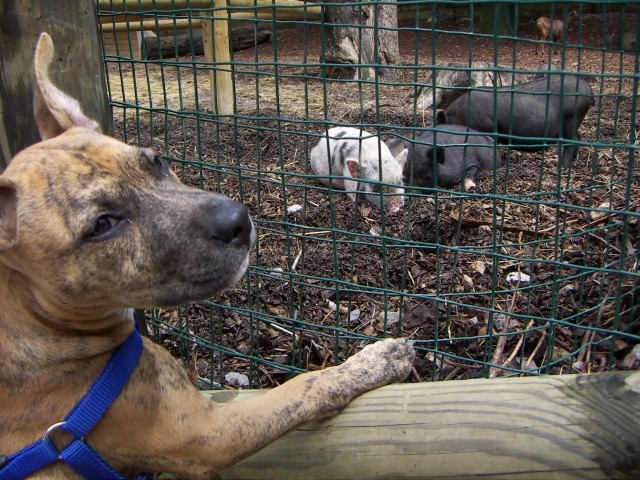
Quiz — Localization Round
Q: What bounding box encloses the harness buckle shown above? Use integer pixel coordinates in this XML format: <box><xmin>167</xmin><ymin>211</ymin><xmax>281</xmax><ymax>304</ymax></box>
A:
<box><xmin>42</xmin><ymin>421</ymin><xmax>67</xmax><ymax>441</ymax></box>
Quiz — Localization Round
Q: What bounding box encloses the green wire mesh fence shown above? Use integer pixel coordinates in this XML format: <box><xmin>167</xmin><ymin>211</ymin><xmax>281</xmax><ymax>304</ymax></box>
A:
<box><xmin>96</xmin><ymin>0</ymin><xmax>639</xmax><ymax>388</ymax></box>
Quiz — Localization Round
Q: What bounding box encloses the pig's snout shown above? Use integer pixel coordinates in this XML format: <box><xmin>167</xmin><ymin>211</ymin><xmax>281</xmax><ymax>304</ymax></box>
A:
<box><xmin>387</xmin><ymin>193</ymin><xmax>405</xmax><ymax>213</ymax></box>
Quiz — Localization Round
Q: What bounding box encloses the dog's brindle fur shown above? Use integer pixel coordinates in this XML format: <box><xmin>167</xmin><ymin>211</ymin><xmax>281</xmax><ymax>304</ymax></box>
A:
<box><xmin>0</xmin><ymin>33</ymin><xmax>415</xmax><ymax>479</ymax></box>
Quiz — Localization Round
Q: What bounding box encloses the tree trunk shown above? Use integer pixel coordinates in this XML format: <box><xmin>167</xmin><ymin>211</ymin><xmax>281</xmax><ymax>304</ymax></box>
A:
<box><xmin>322</xmin><ymin>0</ymin><xmax>400</xmax><ymax>80</ymax></box>
<box><xmin>478</xmin><ymin>2</ymin><xmax>515</xmax><ymax>36</ymax></box>
<box><xmin>323</xmin><ymin>0</ymin><xmax>375</xmax><ymax>80</ymax></box>
<box><xmin>375</xmin><ymin>0</ymin><xmax>400</xmax><ymax>79</ymax></box>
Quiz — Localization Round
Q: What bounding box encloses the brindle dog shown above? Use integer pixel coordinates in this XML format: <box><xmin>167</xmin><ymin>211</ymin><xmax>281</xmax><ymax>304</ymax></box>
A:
<box><xmin>0</xmin><ymin>33</ymin><xmax>415</xmax><ymax>479</ymax></box>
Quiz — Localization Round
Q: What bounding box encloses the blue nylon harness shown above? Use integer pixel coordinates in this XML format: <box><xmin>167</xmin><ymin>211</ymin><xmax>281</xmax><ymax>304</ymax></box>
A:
<box><xmin>0</xmin><ymin>329</ymin><xmax>148</xmax><ymax>480</ymax></box>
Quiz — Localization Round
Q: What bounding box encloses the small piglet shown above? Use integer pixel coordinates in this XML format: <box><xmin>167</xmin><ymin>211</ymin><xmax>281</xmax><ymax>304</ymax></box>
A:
<box><xmin>404</xmin><ymin>125</ymin><xmax>500</xmax><ymax>190</ymax></box>
<box><xmin>310</xmin><ymin>127</ymin><xmax>408</xmax><ymax>213</ymax></box>
<box><xmin>437</xmin><ymin>73</ymin><xmax>593</xmax><ymax>166</ymax></box>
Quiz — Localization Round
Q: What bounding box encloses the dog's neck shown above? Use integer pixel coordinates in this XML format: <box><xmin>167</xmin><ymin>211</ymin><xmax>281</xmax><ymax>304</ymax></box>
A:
<box><xmin>0</xmin><ymin>265</ymin><xmax>135</xmax><ymax>375</ymax></box>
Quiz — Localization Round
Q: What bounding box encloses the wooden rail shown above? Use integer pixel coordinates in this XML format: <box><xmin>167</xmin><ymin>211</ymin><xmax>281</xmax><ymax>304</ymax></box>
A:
<box><xmin>98</xmin><ymin>0</ymin><xmax>321</xmax><ymax>114</ymax></box>
<box><xmin>99</xmin><ymin>0</ymin><xmax>213</xmax><ymax>8</ymax></box>
<box><xmin>203</xmin><ymin>371</ymin><xmax>640</xmax><ymax>479</ymax></box>
<box><xmin>98</xmin><ymin>0</ymin><xmax>322</xmax><ymax>20</ymax></box>
<box><xmin>99</xmin><ymin>7</ymin><xmax>322</xmax><ymax>31</ymax></box>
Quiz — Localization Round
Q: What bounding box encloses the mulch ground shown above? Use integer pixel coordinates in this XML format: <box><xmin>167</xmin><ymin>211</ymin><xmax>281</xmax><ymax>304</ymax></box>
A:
<box><xmin>112</xmin><ymin>12</ymin><xmax>640</xmax><ymax>388</ymax></box>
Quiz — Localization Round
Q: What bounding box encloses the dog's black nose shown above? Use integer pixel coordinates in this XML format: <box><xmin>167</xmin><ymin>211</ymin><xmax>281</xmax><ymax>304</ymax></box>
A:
<box><xmin>210</xmin><ymin>198</ymin><xmax>253</xmax><ymax>247</ymax></box>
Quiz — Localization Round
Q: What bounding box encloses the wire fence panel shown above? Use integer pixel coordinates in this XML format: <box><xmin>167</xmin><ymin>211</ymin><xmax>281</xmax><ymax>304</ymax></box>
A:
<box><xmin>96</xmin><ymin>0</ymin><xmax>639</xmax><ymax>388</ymax></box>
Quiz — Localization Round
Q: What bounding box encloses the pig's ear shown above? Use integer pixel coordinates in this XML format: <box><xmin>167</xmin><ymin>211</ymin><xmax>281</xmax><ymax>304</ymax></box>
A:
<box><xmin>431</xmin><ymin>145</ymin><xmax>447</xmax><ymax>165</ymax></box>
<box><xmin>436</xmin><ymin>110</ymin><xmax>448</xmax><ymax>125</ymax></box>
<box><xmin>345</xmin><ymin>158</ymin><xmax>360</xmax><ymax>178</ymax></box>
<box><xmin>396</xmin><ymin>148</ymin><xmax>408</xmax><ymax>169</ymax></box>
<box><xmin>33</xmin><ymin>32</ymin><xmax>100</xmax><ymax>140</ymax></box>
<box><xmin>386</xmin><ymin>137</ymin><xmax>406</xmax><ymax>158</ymax></box>
<box><xmin>0</xmin><ymin>179</ymin><xmax>17</xmax><ymax>250</ymax></box>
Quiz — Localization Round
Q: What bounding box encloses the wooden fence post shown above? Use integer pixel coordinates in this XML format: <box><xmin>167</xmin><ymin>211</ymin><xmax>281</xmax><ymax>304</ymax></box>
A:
<box><xmin>0</xmin><ymin>0</ymin><xmax>111</xmax><ymax>169</ymax></box>
<box><xmin>201</xmin><ymin>0</ymin><xmax>234</xmax><ymax>115</ymax></box>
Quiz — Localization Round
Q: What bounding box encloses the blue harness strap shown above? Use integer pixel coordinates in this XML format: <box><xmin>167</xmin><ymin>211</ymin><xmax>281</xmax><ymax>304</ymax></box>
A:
<box><xmin>0</xmin><ymin>329</ymin><xmax>144</xmax><ymax>480</ymax></box>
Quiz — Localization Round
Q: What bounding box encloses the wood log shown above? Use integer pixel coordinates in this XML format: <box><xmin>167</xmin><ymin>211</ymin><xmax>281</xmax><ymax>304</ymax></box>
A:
<box><xmin>142</xmin><ymin>24</ymin><xmax>271</xmax><ymax>59</ymax></box>
<box><xmin>203</xmin><ymin>371</ymin><xmax>640</xmax><ymax>479</ymax></box>
<box><xmin>409</xmin><ymin>62</ymin><xmax>530</xmax><ymax>111</ymax></box>
<box><xmin>620</xmin><ymin>31</ymin><xmax>637</xmax><ymax>52</ymax></box>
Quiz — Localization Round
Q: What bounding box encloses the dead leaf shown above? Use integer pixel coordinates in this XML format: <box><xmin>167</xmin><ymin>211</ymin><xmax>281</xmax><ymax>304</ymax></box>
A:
<box><xmin>472</xmin><ymin>260</ymin><xmax>487</xmax><ymax>275</ymax></box>
<box><xmin>362</xmin><ymin>324</ymin><xmax>377</xmax><ymax>336</ymax></box>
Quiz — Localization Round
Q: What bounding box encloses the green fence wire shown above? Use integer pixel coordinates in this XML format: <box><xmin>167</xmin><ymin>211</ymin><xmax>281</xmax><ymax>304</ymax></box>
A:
<box><xmin>96</xmin><ymin>0</ymin><xmax>639</xmax><ymax>389</ymax></box>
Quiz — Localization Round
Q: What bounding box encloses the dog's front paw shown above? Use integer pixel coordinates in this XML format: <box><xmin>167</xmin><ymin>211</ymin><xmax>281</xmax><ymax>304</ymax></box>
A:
<box><xmin>342</xmin><ymin>338</ymin><xmax>415</xmax><ymax>390</ymax></box>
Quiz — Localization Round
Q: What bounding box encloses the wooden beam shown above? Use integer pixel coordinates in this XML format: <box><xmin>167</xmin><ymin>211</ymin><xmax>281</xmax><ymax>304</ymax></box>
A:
<box><xmin>100</xmin><ymin>18</ymin><xmax>199</xmax><ymax>33</ymax></box>
<box><xmin>98</xmin><ymin>0</ymin><xmax>321</xmax><ymax>16</ymax></box>
<box><xmin>204</xmin><ymin>372</ymin><xmax>640</xmax><ymax>479</ymax></box>
<box><xmin>201</xmin><ymin>4</ymin><xmax>233</xmax><ymax>115</ymax></box>
<box><xmin>99</xmin><ymin>0</ymin><xmax>322</xmax><ymax>34</ymax></box>
<box><xmin>99</xmin><ymin>0</ymin><xmax>214</xmax><ymax>8</ymax></box>
<box><xmin>228</xmin><ymin>9</ymin><xmax>321</xmax><ymax>20</ymax></box>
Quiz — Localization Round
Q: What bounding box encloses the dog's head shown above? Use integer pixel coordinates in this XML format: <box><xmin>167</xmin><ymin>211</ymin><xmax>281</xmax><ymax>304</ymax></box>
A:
<box><xmin>0</xmin><ymin>33</ymin><xmax>255</xmax><ymax>326</ymax></box>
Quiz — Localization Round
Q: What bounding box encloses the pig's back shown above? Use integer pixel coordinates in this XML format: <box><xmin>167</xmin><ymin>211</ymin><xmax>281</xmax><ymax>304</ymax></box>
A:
<box><xmin>310</xmin><ymin>127</ymin><xmax>372</xmax><ymax>184</ymax></box>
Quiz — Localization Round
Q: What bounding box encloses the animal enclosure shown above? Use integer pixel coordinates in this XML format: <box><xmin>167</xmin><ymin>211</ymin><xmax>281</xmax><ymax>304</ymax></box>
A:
<box><xmin>96</xmin><ymin>0</ymin><xmax>639</xmax><ymax>389</ymax></box>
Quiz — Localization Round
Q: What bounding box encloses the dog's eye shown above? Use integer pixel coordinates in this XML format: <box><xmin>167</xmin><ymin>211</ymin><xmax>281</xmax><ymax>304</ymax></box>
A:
<box><xmin>90</xmin><ymin>215</ymin><xmax>119</xmax><ymax>238</ymax></box>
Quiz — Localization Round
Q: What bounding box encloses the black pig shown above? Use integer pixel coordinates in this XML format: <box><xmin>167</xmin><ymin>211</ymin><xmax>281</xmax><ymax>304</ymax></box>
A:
<box><xmin>403</xmin><ymin>125</ymin><xmax>500</xmax><ymax>190</ymax></box>
<box><xmin>437</xmin><ymin>73</ymin><xmax>593</xmax><ymax>166</ymax></box>
<box><xmin>534</xmin><ymin>62</ymin><xmax>561</xmax><ymax>79</ymax></box>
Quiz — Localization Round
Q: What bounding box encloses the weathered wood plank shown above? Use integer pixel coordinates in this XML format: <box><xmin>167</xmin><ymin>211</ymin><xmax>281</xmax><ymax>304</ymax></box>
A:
<box><xmin>99</xmin><ymin>3</ymin><xmax>323</xmax><ymax>34</ymax></box>
<box><xmin>99</xmin><ymin>0</ymin><xmax>322</xmax><ymax>15</ymax></box>
<box><xmin>204</xmin><ymin>372</ymin><xmax>640</xmax><ymax>479</ymax></box>
<box><xmin>0</xmin><ymin>0</ymin><xmax>110</xmax><ymax>168</ymax></box>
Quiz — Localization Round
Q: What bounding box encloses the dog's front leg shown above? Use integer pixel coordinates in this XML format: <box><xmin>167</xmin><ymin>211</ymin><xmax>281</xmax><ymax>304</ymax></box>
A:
<box><xmin>104</xmin><ymin>338</ymin><xmax>414</xmax><ymax>478</ymax></box>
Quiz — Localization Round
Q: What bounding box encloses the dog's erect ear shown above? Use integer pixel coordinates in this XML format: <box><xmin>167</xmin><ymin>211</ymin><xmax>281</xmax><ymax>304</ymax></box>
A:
<box><xmin>0</xmin><ymin>179</ymin><xmax>17</xmax><ymax>250</ymax></box>
<box><xmin>33</xmin><ymin>32</ymin><xmax>100</xmax><ymax>140</ymax></box>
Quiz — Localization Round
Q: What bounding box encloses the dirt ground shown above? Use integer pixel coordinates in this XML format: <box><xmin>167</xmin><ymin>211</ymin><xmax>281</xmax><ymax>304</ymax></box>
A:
<box><xmin>110</xmin><ymin>13</ymin><xmax>640</xmax><ymax>388</ymax></box>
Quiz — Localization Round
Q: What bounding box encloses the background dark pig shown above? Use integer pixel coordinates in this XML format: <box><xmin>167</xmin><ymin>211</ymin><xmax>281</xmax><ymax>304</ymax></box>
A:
<box><xmin>437</xmin><ymin>73</ymin><xmax>593</xmax><ymax>166</ymax></box>
<box><xmin>403</xmin><ymin>125</ymin><xmax>500</xmax><ymax>190</ymax></box>
<box><xmin>534</xmin><ymin>62</ymin><xmax>561</xmax><ymax>79</ymax></box>
<box><xmin>310</xmin><ymin>127</ymin><xmax>408</xmax><ymax>213</ymax></box>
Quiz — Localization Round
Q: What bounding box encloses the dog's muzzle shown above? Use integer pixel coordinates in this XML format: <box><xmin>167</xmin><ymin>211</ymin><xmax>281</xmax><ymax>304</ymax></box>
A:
<box><xmin>206</xmin><ymin>198</ymin><xmax>254</xmax><ymax>249</ymax></box>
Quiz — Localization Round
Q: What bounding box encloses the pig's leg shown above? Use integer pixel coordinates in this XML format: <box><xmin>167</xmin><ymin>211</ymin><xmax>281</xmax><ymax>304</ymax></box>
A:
<box><xmin>559</xmin><ymin>130</ymin><xmax>581</xmax><ymax>167</ymax></box>
<box><xmin>463</xmin><ymin>178</ymin><xmax>476</xmax><ymax>190</ymax></box>
<box><xmin>463</xmin><ymin>166</ymin><xmax>480</xmax><ymax>190</ymax></box>
<box><xmin>343</xmin><ymin>178</ymin><xmax>359</xmax><ymax>204</ymax></box>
